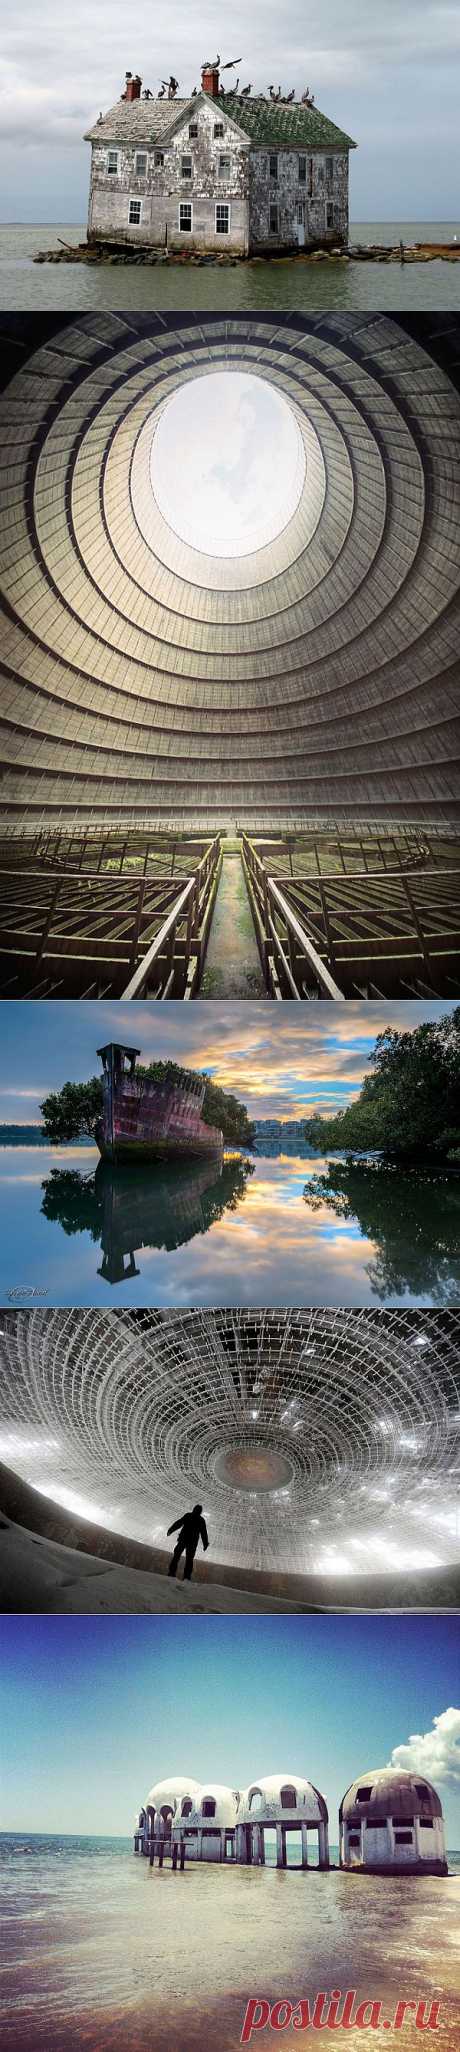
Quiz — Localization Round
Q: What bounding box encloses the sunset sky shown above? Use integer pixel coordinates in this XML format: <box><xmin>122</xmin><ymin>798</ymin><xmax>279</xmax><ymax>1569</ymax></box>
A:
<box><xmin>0</xmin><ymin>1000</ymin><xmax>451</xmax><ymax>1127</ymax></box>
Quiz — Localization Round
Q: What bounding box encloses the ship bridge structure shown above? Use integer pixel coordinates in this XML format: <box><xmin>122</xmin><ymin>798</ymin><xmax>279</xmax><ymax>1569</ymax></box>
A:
<box><xmin>0</xmin><ymin>1308</ymin><xmax>459</xmax><ymax>1607</ymax></box>
<box><xmin>0</xmin><ymin>311</ymin><xmax>459</xmax><ymax>998</ymax></box>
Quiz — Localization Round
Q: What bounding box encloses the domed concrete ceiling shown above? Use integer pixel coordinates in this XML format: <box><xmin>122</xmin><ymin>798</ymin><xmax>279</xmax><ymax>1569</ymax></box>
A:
<box><xmin>1</xmin><ymin>1308</ymin><xmax>459</xmax><ymax>1576</ymax></box>
<box><xmin>0</xmin><ymin>313</ymin><xmax>460</xmax><ymax>829</ymax></box>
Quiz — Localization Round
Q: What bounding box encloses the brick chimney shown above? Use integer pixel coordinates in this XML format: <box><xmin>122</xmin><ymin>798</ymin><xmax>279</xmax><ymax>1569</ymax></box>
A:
<box><xmin>201</xmin><ymin>62</ymin><xmax>220</xmax><ymax>97</ymax></box>
<box><xmin>125</xmin><ymin>73</ymin><xmax>142</xmax><ymax>102</ymax></box>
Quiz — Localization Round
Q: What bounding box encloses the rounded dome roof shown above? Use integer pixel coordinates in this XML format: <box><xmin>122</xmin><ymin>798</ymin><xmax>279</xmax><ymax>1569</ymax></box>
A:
<box><xmin>146</xmin><ymin>1775</ymin><xmax>200</xmax><ymax>1810</ymax></box>
<box><xmin>238</xmin><ymin>1773</ymin><xmax>328</xmax><ymax>1822</ymax></box>
<box><xmin>188</xmin><ymin>1784</ymin><xmax>239</xmax><ymax>1826</ymax></box>
<box><xmin>340</xmin><ymin>1768</ymin><xmax>443</xmax><ymax>1819</ymax></box>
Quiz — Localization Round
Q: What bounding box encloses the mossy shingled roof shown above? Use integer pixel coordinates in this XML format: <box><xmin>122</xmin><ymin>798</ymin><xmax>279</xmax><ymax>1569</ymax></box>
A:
<box><xmin>222</xmin><ymin>96</ymin><xmax>357</xmax><ymax>150</ymax></box>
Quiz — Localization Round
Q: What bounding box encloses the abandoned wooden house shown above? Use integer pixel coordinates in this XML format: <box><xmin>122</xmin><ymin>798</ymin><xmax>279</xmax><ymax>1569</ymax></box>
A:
<box><xmin>84</xmin><ymin>60</ymin><xmax>356</xmax><ymax>253</ymax></box>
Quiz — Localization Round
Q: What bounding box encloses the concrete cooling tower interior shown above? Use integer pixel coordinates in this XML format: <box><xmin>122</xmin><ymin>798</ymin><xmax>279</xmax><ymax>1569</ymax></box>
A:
<box><xmin>1</xmin><ymin>310</ymin><xmax>460</xmax><ymax>833</ymax></box>
<box><xmin>0</xmin><ymin>1308</ymin><xmax>459</xmax><ymax>1609</ymax></box>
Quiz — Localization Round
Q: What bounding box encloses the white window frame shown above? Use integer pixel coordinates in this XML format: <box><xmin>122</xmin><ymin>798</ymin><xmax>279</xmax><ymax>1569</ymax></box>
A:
<box><xmin>215</xmin><ymin>201</ymin><xmax>231</xmax><ymax>234</ymax></box>
<box><xmin>134</xmin><ymin>151</ymin><xmax>148</xmax><ymax>177</ymax></box>
<box><xmin>218</xmin><ymin>154</ymin><xmax>231</xmax><ymax>179</ymax></box>
<box><xmin>106</xmin><ymin>149</ymin><xmax>119</xmax><ymax>175</ymax></box>
<box><xmin>178</xmin><ymin>201</ymin><xmax>193</xmax><ymax>232</ymax></box>
<box><xmin>128</xmin><ymin>198</ymin><xmax>143</xmax><ymax>226</ymax></box>
<box><xmin>213</xmin><ymin>121</ymin><xmax>224</xmax><ymax>138</ymax></box>
<box><xmin>181</xmin><ymin>153</ymin><xmax>193</xmax><ymax>180</ymax></box>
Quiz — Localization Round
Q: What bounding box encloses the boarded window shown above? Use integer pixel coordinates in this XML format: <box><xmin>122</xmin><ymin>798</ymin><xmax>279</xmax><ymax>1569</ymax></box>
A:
<box><xmin>269</xmin><ymin>153</ymin><xmax>278</xmax><ymax>179</ymax></box>
<box><xmin>179</xmin><ymin>203</ymin><xmax>192</xmax><ymax>231</ymax></box>
<box><xmin>216</xmin><ymin>203</ymin><xmax>230</xmax><ymax>233</ymax></box>
<box><xmin>129</xmin><ymin>200</ymin><xmax>142</xmax><ymax>225</ymax></box>
<box><xmin>298</xmin><ymin>154</ymin><xmax>306</xmax><ymax>183</ymax></box>
<box><xmin>181</xmin><ymin>155</ymin><xmax>192</xmax><ymax>179</ymax></box>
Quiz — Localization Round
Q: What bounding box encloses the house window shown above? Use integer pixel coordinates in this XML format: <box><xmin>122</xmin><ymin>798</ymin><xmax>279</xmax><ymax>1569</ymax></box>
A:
<box><xmin>415</xmin><ymin>1785</ymin><xmax>428</xmax><ymax>1800</ymax></box>
<box><xmin>419</xmin><ymin>1818</ymin><xmax>434</xmax><ymax>1829</ymax></box>
<box><xmin>298</xmin><ymin>154</ymin><xmax>306</xmax><ymax>183</ymax></box>
<box><xmin>202</xmin><ymin>1798</ymin><xmax>216</xmax><ymax>1818</ymax></box>
<box><xmin>308</xmin><ymin>157</ymin><xmax>314</xmax><ymax>197</ymax></box>
<box><xmin>181</xmin><ymin>1798</ymin><xmax>193</xmax><ymax>1817</ymax></box>
<box><xmin>280</xmin><ymin>1785</ymin><xmax>297</xmax><ymax>1809</ymax></box>
<box><xmin>181</xmin><ymin>154</ymin><xmax>192</xmax><ymax>179</ymax></box>
<box><xmin>219</xmin><ymin>155</ymin><xmax>231</xmax><ymax>178</ymax></box>
<box><xmin>348</xmin><ymin>1833</ymin><xmax>361</xmax><ymax>1846</ymax></box>
<box><xmin>395</xmin><ymin>1832</ymin><xmax>413</xmax><ymax>1845</ymax></box>
<box><xmin>269</xmin><ymin>203</ymin><xmax>279</xmax><ymax>233</ymax></box>
<box><xmin>107</xmin><ymin>150</ymin><xmax>119</xmax><ymax>174</ymax></box>
<box><xmin>365</xmin><ymin>1820</ymin><xmax>387</xmax><ymax>1831</ymax></box>
<box><xmin>356</xmin><ymin>1787</ymin><xmax>373</xmax><ymax>1802</ymax></box>
<box><xmin>326</xmin><ymin>156</ymin><xmax>334</xmax><ymax>182</ymax></box>
<box><xmin>269</xmin><ymin>152</ymin><xmax>278</xmax><ymax>180</ymax></box>
<box><xmin>154</xmin><ymin>150</ymin><xmax>164</xmax><ymax>167</ymax></box>
<box><xmin>129</xmin><ymin>200</ymin><xmax>142</xmax><ymax>225</ymax></box>
<box><xmin>326</xmin><ymin>203</ymin><xmax>334</xmax><ymax>228</ymax></box>
<box><xmin>392</xmin><ymin>1816</ymin><xmax>414</xmax><ymax>1826</ymax></box>
<box><xmin>179</xmin><ymin>202</ymin><xmax>192</xmax><ymax>232</ymax></box>
<box><xmin>214</xmin><ymin>121</ymin><xmax>224</xmax><ymax>137</ymax></box>
<box><xmin>189</xmin><ymin>122</ymin><xmax>198</xmax><ymax>137</ymax></box>
<box><xmin>135</xmin><ymin>152</ymin><xmax>147</xmax><ymax>176</ymax></box>
<box><xmin>216</xmin><ymin>203</ymin><xmax>230</xmax><ymax>234</ymax></box>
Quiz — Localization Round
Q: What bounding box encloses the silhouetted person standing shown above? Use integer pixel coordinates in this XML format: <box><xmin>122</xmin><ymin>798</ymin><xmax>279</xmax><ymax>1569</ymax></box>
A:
<box><xmin>167</xmin><ymin>1504</ymin><xmax>209</xmax><ymax>1581</ymax></box>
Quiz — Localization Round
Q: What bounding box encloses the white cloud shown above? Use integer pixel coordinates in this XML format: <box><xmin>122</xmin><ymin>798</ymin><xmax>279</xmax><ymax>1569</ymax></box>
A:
<box><xmin>389</xmin><ymin>1708</ymin><xmax>460</xmax><ymax>1786</ymax></box>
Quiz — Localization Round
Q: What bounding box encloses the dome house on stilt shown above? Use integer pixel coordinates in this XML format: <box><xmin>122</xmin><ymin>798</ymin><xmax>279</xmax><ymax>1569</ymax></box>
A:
<box><xmin>340</xmin><ymin>1769</ymin><xmax>447</xmax><ymax>1875</ymax></box>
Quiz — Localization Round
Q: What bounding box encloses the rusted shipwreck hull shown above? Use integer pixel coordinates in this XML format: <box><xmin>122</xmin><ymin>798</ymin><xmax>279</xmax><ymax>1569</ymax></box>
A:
<box><xmin>96</xmin><ymin>1042</ymin><xmax>223</xmax><ymax>1165</ymax></box>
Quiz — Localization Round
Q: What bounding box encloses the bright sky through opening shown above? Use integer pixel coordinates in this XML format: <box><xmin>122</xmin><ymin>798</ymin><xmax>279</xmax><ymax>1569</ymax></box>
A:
<box><xmin>151</xmin><ymin>371</ymin><xmax>306</xmax><ymax>556</ymax></box>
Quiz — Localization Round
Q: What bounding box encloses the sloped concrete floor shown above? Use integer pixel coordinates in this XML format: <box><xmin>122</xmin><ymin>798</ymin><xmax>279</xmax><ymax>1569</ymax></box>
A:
<box><xmin>200</xmin><ymin>853</ymin><xmax>266</xmax><ymax>998</ymax></box>
<box><xmin>0</xmin><ymin>1519</ymin><xmax>317</xmax><ymax>1613</ymax></box>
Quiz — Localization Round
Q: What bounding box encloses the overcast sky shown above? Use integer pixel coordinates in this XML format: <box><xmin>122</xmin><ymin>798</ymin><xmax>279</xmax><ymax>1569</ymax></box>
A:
<box><xmin>0</xmin><ymin>999</ymin><xmax>450</xmax><ymax>1125</ymax></box>
<box><xmin>1</xmin><ymin>0</ymin><xmax>460</xmax><ymax>222</ymax></box>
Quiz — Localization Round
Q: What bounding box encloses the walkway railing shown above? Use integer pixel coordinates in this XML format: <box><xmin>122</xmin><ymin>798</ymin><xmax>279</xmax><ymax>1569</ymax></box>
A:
<box><xmin>122</xmin><ymin>835</ymin><xmax>222</xmax><ymax>999</ymax></box>
<box><xmin>0</xmin><ymin>835</ymin><xmax>222</xmax><ymax>999</ymax></box>
<box><xmin>241</xmin><ymin>836</ymin><xmax>343</xmax><ymax>998</ymax></box>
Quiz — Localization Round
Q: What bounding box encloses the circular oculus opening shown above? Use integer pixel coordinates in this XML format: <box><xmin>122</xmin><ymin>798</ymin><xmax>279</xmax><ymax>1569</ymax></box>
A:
<box><xmin>214</xmin><ymin>1446</ymin><xmax>294</xmax><ymax>1493</ymax></box>
<box><xmin>150</xmin><ymin>370</ymin><xmax>306</xmax><ymax>557</ymax></box>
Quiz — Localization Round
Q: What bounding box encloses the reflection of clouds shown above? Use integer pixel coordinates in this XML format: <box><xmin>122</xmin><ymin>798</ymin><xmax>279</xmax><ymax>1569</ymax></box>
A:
<box><xmin>0</xmin><ymin>1146</ymin><xmax>447</xmax><ymax>1312</ymax></box>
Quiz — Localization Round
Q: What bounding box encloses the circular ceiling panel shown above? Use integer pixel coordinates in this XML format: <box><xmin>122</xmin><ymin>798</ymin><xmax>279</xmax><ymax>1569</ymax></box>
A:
<box><xmin>1</xmin><ymin>1308</ymin><xmax>459</xmax><ymax>1577</ymax></box>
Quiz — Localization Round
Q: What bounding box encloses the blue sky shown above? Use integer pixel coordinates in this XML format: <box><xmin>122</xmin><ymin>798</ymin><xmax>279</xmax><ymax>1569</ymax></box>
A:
<box><xmin>0</xmin><ymin>999</ymin><xmax>451</xmax><ymax>1127</ymax></box>
<box><xmin>1</xmin><ymin>0</ymin><xmax>460</xmax><ymax>222</ymax></box>
<box><xmin>1</xmin><ymin>1615</ymin><xmax>459</xmax><ymax>1840</ymax></box>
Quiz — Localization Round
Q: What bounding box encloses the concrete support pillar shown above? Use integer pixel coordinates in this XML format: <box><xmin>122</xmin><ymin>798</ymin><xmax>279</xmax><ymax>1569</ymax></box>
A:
<box><xmin>276</xmin><ymin>1823</ymin><xmax>286</xmax><ymax>1868</ymax></box>
<box><xmin>301</xmin><ymin>1824</ymin><xmax>310</xmax><ymax>1868</ymax></box>
<box><xmin>252</xmin><ymin>1824</ymin><xmax>264</xmax><ymax>1865</ymax></box>
<box><xmin>318</xmin><ymin>1820</ymin><xmax>329</xmax><ymax>1869</ymax></box>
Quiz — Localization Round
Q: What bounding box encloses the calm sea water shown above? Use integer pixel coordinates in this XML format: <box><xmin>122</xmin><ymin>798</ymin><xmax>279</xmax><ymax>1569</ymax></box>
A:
<box><xmin>1</xmin><ymin>223</ymin><xmax>460</xmax><ymax>310</ymax></box>
<box><xmin>1</xmin><ymin>1834</ymin><xmax>459</xmax><ymax>2052</ymax></box>
<box><xmin>0</xmin><ymin>1144</ymin><xmax>458</xmax><ymax>1309</ymax></box>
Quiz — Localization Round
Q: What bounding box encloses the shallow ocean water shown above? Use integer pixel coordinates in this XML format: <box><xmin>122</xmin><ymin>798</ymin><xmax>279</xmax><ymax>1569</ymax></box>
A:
<box><xmin>1</xmin><ymin>222</ymin><xmax>460</xmax><ymax>309</ymax></box>
<box><xmin>1</xmin><ymin>1835</ymin><xmax>459</xmax><ymax>2052</ymax></box>
<box><xmin>0</xmin><ymin>1145</ymin><xmax>458</xmax><ymax>1309</ymax></box>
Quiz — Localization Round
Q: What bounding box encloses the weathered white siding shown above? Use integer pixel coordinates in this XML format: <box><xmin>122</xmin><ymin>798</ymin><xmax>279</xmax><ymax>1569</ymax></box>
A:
<box><xmin>248</xmin><ymin>149</ymin><xmax>349</xmax><ymax>247</ymax></box>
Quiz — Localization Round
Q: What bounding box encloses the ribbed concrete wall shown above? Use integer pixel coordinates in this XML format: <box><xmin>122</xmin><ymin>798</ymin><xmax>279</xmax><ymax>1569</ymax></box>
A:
<box><xmin>0</xmin><ymin>313</ymin><xmax>460</xmax><ymax>825</ymax></box>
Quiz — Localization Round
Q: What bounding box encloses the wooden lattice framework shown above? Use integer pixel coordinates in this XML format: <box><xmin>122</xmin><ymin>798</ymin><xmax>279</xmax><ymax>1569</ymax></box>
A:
<box><xmin>0</xmin><ymin>831</ymin><xmax>222</xmax><ymax>998</ymax></box>
<box><xmin>242</xmin><ymin>830</ymin><xmax>460</xmax><ymax>997</ymax></box>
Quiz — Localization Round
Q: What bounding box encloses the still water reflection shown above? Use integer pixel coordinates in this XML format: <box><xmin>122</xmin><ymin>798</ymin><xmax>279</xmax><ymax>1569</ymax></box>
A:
<box><xmin>0</xmin><ymin>1146</ymin><xmax>458</xmax><ymax>1308</ymax></box>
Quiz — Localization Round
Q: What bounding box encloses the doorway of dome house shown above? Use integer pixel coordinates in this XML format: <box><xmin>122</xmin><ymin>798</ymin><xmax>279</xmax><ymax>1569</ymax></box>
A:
<box><xmin>200</xmin><ymin>842</ymin><xmax>266</xmax><ymax>998</ymax></box>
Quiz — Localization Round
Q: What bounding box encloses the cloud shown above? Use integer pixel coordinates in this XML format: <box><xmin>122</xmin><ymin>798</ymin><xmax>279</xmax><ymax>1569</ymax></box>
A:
<box><xmin>389</xmin><ymin>1708</ymin><xmax>460</xmax><ymax>1787</ymax></box>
